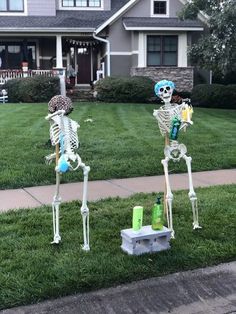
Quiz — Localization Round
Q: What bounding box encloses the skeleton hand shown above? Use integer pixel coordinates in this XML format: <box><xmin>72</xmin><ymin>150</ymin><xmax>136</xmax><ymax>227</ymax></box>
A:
<box><xmin>45</xmin><ymin>153</ymin><xmax>56</xmax><ymax>165</ymax></box>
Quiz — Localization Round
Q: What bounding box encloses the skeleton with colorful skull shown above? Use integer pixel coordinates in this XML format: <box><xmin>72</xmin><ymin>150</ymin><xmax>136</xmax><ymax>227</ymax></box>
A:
<box><xmin>153</xmin><ymin>80</ymin><xmax>201</xmax><ymax>238</ymax></box>
<box><xmin>45</xmin><ymin>95</ymin><xmax>90</xmax><ymax>251</ymax></box>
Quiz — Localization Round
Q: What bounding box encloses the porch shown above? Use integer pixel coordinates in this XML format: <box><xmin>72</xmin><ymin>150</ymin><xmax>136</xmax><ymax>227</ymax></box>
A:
<box><xmin>0</xmin><ymin>35</ymin><xmax>106</xmax><ymax>90</ymax></box>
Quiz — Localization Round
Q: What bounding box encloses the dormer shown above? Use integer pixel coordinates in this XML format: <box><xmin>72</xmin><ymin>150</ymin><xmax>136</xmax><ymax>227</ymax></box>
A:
<box><xmin>58</xmin><ymin>0</ymin><xmax>111</xmax><ymax>11</ymax></box>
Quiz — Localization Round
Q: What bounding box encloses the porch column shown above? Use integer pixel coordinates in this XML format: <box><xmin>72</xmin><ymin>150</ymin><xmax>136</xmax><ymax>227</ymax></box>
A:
<box><xmin>55</xmin><ymin>35</ymin><xmax>66</xmax><ymax>96</ymax></box>
<box><xmin>56</xmin><ymin>35</ymin><xmax>63</xmax><ymax>68</ymax></box>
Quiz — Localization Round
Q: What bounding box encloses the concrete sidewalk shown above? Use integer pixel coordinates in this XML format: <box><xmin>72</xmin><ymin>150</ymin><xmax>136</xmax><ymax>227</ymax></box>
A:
<box><xmin>2</xmin><ymin>261</ymin><xmax>236</xmax><ymax>314</ymax></box>
<box><xmin>0</xmin><ymin>168</ymin><xmax>236</xmax><ymax>212</ymax></box>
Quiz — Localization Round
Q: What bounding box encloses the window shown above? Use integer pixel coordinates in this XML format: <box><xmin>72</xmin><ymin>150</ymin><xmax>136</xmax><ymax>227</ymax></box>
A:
<box><xmin>151</xmin><ymin>0</ymin><xmax>169</xmax><ymax>16</ymax></box>
<box><xmin>154</xmin><ymin>1</ymin><xmax>166</xmax><ymax>14</ymax></box>
<box><xmin>0</xmin><ymin>42</ymin><xmax>36</xmax><ymax>69</ymax></box>
<box><xmin>0</xmin><ymin>0</ymin><xmax>24</xmax><ymax>11</ymax></box>
<box><xmin>62</xmin><ymin>0</ymin><xmax>101</xmax><ymax>7</ymax></box>
<box><xmin>147</xmin><ymin>36</ymin><xmax>178</xmax><ymax>66</ymax></box>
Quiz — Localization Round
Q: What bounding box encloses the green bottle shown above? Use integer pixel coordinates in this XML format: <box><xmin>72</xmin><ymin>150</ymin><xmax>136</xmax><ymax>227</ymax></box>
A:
<box><xmin>151</xmin><ymin>197</ymin><xmax>164</xmax><ymax>231</ymax></box>
<box><xmin>132</xmin><ymin>206</ymin><xmax>143</xmax><ymax>232</ymax></box>
<box><xmin>170</xmin><ymin>117</ymin><xmax>181</xmax><ymax>140</ymax></box>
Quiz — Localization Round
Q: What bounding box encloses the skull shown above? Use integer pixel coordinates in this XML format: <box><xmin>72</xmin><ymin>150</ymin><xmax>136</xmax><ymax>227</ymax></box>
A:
<box><xmin>154</xmin><ymin>80</ymin><xmax>175</xmax><ymax>104</ymax></box>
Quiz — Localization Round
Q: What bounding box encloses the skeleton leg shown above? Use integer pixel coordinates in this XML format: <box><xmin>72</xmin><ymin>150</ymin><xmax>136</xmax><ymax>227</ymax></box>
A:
<box><xmin>80</xmin><ymin>161</ymin><xmax>90</xmax><ymax>251</ymax></box>
<box><xmin>51</xmin><ymin>172</ymin><xmax>62</xmax><ymax>244</ymax></box>
<box><xmin>161</xmin><ymin>157</ymin><xmax>175</xmax><ymax>238</ymax></box>
<box><xmin>182</xmin><ymin>154</ymin><xmax>201</xmax><ymax>229</ymax></box>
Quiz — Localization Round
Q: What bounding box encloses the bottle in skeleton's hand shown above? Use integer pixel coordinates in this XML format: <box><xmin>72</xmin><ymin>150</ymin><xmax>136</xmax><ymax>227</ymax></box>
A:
<box><xmin>170</xmin><ymin>117</ymin><xmax>181</xmax><ymax>140</ymax></box>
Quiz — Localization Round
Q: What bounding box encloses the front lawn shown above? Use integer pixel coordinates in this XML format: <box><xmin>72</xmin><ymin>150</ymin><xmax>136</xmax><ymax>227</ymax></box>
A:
<box><xmin>0</xmin><ymin>102</ymin><xmax>235</xmax><ymax>189</ymax></box>
<box><xmin>0</xmin><ymin>185</ymin><xmax>235</xmax><ymax>310</ymax></box>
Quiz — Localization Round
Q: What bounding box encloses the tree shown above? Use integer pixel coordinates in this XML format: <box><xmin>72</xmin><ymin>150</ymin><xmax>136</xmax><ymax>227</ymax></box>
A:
<box><xmin>179</xmin><ymin>0</ymin><xmax>236</xmax><ymax>78</ymax></box>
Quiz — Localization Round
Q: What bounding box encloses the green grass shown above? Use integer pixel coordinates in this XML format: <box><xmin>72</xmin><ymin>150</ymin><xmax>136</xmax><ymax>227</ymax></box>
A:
<box><xmin>0</xmin><ymin>102</ymin><xmax>235</xmax><ymax>189</ymax></box>
<box><xmin>0</xmin><ymin>185</ymin><xmax>235</xmax><ymax>310</ymax></box>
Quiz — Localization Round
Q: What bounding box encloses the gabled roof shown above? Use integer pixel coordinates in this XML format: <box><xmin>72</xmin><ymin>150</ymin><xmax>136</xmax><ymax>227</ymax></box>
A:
<box><xmin>95</xmin><ymin>0</ymin><xmax>139</xmax><ymax>34</ymax></box>
<box><xmin>123</xmin><ymin>17</ymin><xmax>204</xmax><ymax>31</ymax></box>
<box><xmin>0</xmin><ymin>0</ymin><xmax>129</xmax><ymax>32</ymax></box>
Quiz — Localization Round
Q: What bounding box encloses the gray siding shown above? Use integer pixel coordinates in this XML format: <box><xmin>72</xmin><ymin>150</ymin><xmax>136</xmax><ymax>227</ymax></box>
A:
<box><xmin>111</xmin><ymin>55</ymin><xmax>131</xmax><ymax>76</ymax></box>
<box><xmin>109</xmin><ymin>18</ymin><xmax>131</xmax><ymax>52</ymax></box>
<box><xmin>27</xmin><ymin>0</ymin><xmax>56</xmax><ymax>16</ymax></box>
<box><xmin>104</xmin><ymin>0</ymin><xmax>111</xmax><ymax>10</ymax></box>
<box><xmin>124</xmin><ymin>0</ymin><xmax>184</xmax><ymax>18</ymax></box>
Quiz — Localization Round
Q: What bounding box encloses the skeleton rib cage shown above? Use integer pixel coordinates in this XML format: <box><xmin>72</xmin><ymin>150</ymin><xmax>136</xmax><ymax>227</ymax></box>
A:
<box><xmin>49</xmin><ymin>114</ymin><xmax>80</xmax><ymax>158</ymax></box>
<box><xmin>155</xmin><ymin>104</ymin><xmax>183</xmax><ymax>136</ymax></box>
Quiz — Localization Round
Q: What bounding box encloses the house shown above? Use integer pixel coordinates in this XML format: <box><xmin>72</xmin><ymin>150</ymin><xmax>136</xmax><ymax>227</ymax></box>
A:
<box><xmin>0</xmin><ymin>0</ymin><xmax>208</xmax><ymax>91</ymax></box>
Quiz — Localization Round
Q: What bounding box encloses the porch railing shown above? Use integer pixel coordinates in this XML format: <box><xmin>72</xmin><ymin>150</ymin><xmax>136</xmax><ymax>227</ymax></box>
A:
<box><xmin>0</xmin><ymin>69</ymin><xmax>55</xmax><ymax>85</ymax></box>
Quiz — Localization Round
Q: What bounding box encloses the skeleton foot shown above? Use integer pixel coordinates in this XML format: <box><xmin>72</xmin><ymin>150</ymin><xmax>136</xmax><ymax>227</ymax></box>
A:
<box><xmin>51</xmin><ymin>234</ymin><xmax>61</xmax><ymax>244</ymax></box>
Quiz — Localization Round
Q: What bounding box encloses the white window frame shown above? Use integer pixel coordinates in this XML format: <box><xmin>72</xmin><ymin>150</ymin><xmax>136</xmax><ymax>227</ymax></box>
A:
<box><xmin>0</xmin><ymin>0</ymin><xmax>27</xmax><ymax>16</ymax></box>
<box><xmin>150</xmin><ymin>0</ymin><xmax>169</xmax><ymax>18</ymax></box>
<box><xmin>59</xmin><ymin>0</ymin><xmax>104</xmax><ymax>11</ymax></box>
<box><xmin>138</xmin><ymin>32</ymin><xmax>188</xmax><ymax>68</ymax></box>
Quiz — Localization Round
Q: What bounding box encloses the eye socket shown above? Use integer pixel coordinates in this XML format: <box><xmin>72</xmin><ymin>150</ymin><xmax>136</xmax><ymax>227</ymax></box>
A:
<box><xmin>160</xmin><ymin>88</ymin><xmax>164</xmax><ymax>92</ymax></box>
<box><xmin>166</xmin><ymin>86</ymin><xmax>170</xmax><ymax>91</ymax></box>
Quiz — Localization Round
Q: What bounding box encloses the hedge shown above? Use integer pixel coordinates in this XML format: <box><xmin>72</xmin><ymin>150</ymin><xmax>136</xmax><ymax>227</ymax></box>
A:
<box><xmin>94</xmin><ymin>76</ymin><xmax>155</xmax><ymax>103</ymax></box>
<box><xmin>191</xmin><ymin>84</ymin><xmax>236</xmax><ymax>109</ymax></box>
<box><xmin>4</xmin><ymin>76</ymin><xmax>60</xmax><ymax>103</ymax></box>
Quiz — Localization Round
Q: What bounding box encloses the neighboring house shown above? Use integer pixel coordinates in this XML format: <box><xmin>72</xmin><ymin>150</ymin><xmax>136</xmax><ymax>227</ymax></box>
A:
<box><xmin>0</xmin><ymin>0</ymin><xmax>208</xmax><ymax>90</ymax></box>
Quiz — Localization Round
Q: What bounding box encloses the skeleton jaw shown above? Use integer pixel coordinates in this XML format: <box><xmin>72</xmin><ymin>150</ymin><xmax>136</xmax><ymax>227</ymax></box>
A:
<box><xmin>162</xmin><ymin>94</ymin><xmax>172</xmax><ymax>103</ymax></box>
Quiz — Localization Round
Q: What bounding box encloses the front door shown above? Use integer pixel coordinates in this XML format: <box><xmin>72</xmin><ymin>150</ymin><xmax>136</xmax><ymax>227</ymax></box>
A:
<box><xmin>77</xmin><ymin>47</ymin><xmax>91</xmax><ymax>84</ymax></box>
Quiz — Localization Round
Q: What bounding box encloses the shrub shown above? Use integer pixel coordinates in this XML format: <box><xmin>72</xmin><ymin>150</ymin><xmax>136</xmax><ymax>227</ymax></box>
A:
<box><xmin>94</xmin><ymin>76</ymin><xmax>155</xmax><ymax>103</ymax></box>
<box><xmin>4</xmin><ymin>76</ymin><xmax>60</xmax><ymax>103</ymax></box>
<box><xmin>191</xmin><ymin>84</ymin><xmax>236</xmax><ymax>109</ymax></box>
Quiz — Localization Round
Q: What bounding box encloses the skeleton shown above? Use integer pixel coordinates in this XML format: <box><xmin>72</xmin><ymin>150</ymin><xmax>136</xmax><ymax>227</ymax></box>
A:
<box><xmin>45</xmin><ymin>95</ymin><xmax>90</xmax><ymax>251</ymax></box>
<box><xmin>153</xmin><ymin>80</ymin><xmax>201</xmax><ymax>238</ymax></box>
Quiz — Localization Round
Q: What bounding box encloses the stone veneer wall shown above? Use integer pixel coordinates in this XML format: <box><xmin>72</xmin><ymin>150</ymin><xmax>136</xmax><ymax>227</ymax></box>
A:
<box><xmin>130</xmin><ymin>67</ymin><xmax>194</xmax><ymax>91</ymax></box>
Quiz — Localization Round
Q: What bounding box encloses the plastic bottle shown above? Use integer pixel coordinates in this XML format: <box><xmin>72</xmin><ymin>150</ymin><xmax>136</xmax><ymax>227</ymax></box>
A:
<box><xmin>151</xmin><ymin>197</ymin><xmax>164</xmax><ymax>231</ymax></box>
<box><xmin>170</xmin><ymin>117</ymin><xmax>181</xmax><ymax>140</ymax></box>
<box><xmin>132</xmin><ymin>206</ymin><xmax>143</xmax><ymax>232</ymax></box>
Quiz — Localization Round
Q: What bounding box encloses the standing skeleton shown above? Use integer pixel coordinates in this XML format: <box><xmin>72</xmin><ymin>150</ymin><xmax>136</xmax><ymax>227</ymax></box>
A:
<box><xmin>45</xmin><ymin>95</ymin><xmax>90</xmax><ymax>251</ymax></box>
<box><xmin>153</xmin><ymin>80</ymin><xmax>201</xmax><ymax>238</ymax></box>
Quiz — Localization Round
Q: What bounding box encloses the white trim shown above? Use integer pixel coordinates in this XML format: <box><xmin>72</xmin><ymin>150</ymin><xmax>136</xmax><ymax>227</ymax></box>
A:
<box><xmin>138</xmin><ymin>32</ymin><xmax>146</xmax><ymax>67</ymax></box>
<box><xmin>138</xmin><ymin>32</ymin><xmax>189</xmax><ymax>68</ymax></box>
<box><xmin>124</xmin><ymin>25</ymin><xmax>204</xmax><ymax>31</ymax></box>
<box><xmin>95</xmin><ymin>0</ymin><xmax>139</xmax><ymax>34</ymax></box>
<box><xmin>178</xmin><ymin>33</ymin><xmax>187</xmax><ymax>67</ymax></box>
<box><xmin>0</xmin><ymin>28</ymin><xmax>95</xmax><ymax>33</ymax></box>
<box><xmin>110</xmin><ymin>51</ymin><xmax>139</xmax><ymax>56</ymax></box>
<box><xmin>58</xmin><ymin>0</ymin><xmax>104</xmax><ymax>11</ymax></box>
<box><xmin>150</xmin><ymin>0</ymin><xmax>169</xmax><ymax>18</ymax></box>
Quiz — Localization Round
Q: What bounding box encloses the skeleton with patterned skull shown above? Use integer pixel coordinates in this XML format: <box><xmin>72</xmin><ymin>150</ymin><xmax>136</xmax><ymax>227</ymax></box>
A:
<box><xmin>153</xmin><ymin>80</ymin><xmax>201</xmax><ymax>238</ymax></box>
<box><xmin>45</xmin><ymin>95</ymin><xmax>90</xmax><ymax>250</ymax></box>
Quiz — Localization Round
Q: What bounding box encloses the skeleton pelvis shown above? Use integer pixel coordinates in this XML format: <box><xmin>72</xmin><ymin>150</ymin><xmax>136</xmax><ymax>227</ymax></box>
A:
<box><xmin>56</xmin><ymin>154</ymin><xmax>70</xmax><ymax>173</ymax></box>
<box><xmin>164</xmin><ymin>142</ymin><xmax>187</xmax><ymax>162</ymax></box>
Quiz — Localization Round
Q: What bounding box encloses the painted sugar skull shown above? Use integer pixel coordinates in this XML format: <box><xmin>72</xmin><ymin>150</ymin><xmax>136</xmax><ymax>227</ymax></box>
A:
<box><xmin>154</xmin><ymin>80</ymin><xmax>175</xmax><ymax>104</ymax></box>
